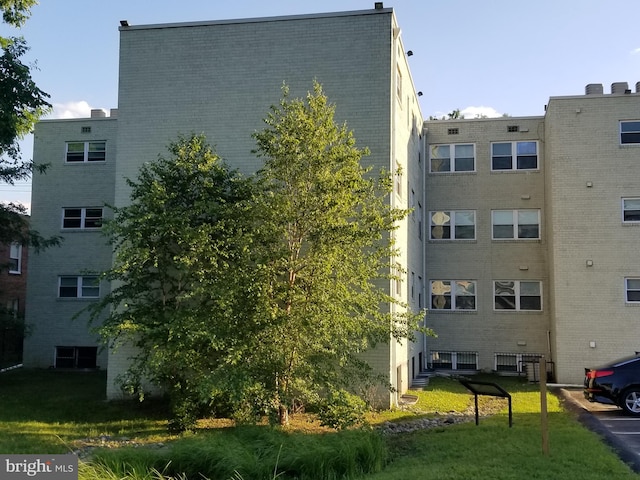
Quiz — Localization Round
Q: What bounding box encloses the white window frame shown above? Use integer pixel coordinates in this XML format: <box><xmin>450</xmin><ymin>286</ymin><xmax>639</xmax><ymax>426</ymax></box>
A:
<box><xmin>429</xmin><ymin>143</ymin><xmax>476</xmax><ymax>173</ymax></box>
<box><xmin>65</xmin><ymin>141</ymin><xmax>106</xmax><ymax>163</ymax></box>
<box><xmin>620</xmin><ymin>121</ymin><xmax>640</xmax><ymax>145</ymax></box>
<box><xmin>494</xmin><ymin>280</ymin><xmax>542</xmax><ymax>311</ymax></box>
<box><xmin>495</xmin><ymin>353</ymin><xmax>543</xmax><ymax>373</ymax></box>
<box><xmin>430</xmin><ymin>351</ymin><xmax>479</xmax><ymax>370</ymax></box>
<box><xmin>62</xmin><ymin>207</ymin><xmax>103</xmax><ymax>229</ymax></box>
<box><xmin>491</xmin><ymin>141</ymin><xmax>538</xmax><ymax>171</ymax></box>
<box><xmin>9</xmin><ymin>243</ymin><xmax>21</xmax><ymax>274</ymax></box>
<box><xmin>58</xmin><ymin>276</ymin><xmax>100</xmax><ymax>299</ymax></box>
<box><xmin>625</xmin><ymin>278</ymin><xmax>640</xmax><ymax>303</ymax></box>
<box><xmin>622</xmin><ymin>198</ymin><xmax>640</xmax><ymax>223</ymax></box>
<box><xmin>430</xmin><ymin>280</ymin><xmax>477</xmax><ymax>311</ymax></box>
<box><xmin>430</xmin><ymin>210</ymin><xmax>476</xmax><ymax>240</ymax></box>
<box><xmin>492</xmin><ymin>209</ymin><xmax>540</xmax><ymax>240</ymax></box>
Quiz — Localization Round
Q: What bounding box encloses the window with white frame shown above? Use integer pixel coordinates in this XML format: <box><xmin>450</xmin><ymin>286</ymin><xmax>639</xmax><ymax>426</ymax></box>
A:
<box><xmin>430</xmin><ymin>351</ymin><xmax>478</xmax><ymax>370</ymax></box>
<box><xmin>431</xmin><ymin>280</ymin><xmax>476</xmax><ymax>310</ymax></box>
<box><xmin>625</xmin><ymin>278</ymin><xmax>640</xmax><ymax>303</ymax></box>
<box><xmin>492</xmin><ymin>209</ymin><xmax>540</xmax><ymax>239</ymax></box>
<box><xmin>58</xmin><ymin>276</ymin><xmax>100</xmax><ymax>298</ymax></box>
<box><xmin>430</xmin><ymin>210</ymin><xmax>475</xmax><ymax>240</ymax></box>
<box><xmin>622</xmin><ymin>198</ymin><xmax>640</xmax><ymax>223</ymax></box>
<box><xmin>491</xmin><ymin>141</ymin><xmax>538</xmax><ymax>170</ymax></box>
<box><xmin>495</xmin><ymin>353</ymin><xmax>542</xmax><ymax>372</ymax></box>
<box><xmin>620</xmin><ymin>121</ymin><xmax>640</xmax><ymax>145</ymax></box>
<box><xmin>429</xmin><ymin>144</ymin><xmax>475</xmax><ymax>172</ymax></box>
<box><xmin>8</xmin><ymin>243</ymin><xmax>21</xmax><ymax>274</ymax></box>
<box><xmin>494</xmin><ymin>280</ymin><xmax>542</xmax><ymax>311</ymax></box>
<box><xmin>65</xmin><ymin>141</ymin><xmax>106</xmax><ymax>162</ymax></box>
<box><xmin>62</xmin><ymin>207</ymin><xmax>103</xmax><ymax>229</ymax></box>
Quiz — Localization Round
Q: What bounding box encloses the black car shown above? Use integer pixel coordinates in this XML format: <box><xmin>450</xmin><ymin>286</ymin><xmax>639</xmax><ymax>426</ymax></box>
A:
<box><xmin>584</xmin><ymin>354</ymin><xmax>640</xmax><ymax>415</ymax></box>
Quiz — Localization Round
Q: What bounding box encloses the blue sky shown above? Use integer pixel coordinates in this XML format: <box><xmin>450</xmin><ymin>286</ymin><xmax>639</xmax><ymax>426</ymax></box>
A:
<box><xmin>2</xmin><ymin>0</ymin><xmax>639</xmax><ymax>207</ymax></box>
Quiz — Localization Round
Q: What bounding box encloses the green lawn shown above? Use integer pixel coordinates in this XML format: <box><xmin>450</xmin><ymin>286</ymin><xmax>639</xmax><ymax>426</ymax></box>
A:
<box><xmin>0</xmin><ymin>369</ymin><xmax>638</xmax><ymax>479</ymax></box>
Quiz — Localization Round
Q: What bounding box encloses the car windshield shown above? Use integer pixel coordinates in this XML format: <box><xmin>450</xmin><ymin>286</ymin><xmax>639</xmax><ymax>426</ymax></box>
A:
<box><xmin>594</xmin><ymin>354</ymin><xmax>640</xmax><ymax>369</ymax></box>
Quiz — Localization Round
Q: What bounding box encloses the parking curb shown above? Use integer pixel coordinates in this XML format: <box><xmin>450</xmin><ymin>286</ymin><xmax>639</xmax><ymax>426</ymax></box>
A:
<box><xmin>555</xmin><ymin>387</ymin><xmax>640</xmax><ymax>474</ymax></box>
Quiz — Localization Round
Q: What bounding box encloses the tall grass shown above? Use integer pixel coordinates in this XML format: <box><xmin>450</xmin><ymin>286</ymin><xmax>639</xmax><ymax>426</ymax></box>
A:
<box><xmin>90</xmin><ymin>426</ymin><xmax>387</xmax><ymax>480</ymax></box>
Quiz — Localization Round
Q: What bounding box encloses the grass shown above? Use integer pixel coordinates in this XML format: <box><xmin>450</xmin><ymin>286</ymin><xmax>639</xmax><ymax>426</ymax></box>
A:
<box><xmin>1</xmin><ymin>369</ymin><xmax>639</xmax><ymax>479</ymax></box>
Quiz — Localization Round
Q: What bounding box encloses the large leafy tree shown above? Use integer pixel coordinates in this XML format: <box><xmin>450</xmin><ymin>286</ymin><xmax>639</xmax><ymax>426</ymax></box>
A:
<box><xmin>247</xmin><ymin>82</ymin><xmax>425</xmax><ymax>425</ymax></box>
<box><xmin>91</xmin><ymin>134</ymin><xmax>257</xmax><ymax>430</ymax></box>
<box><xmin>0</xmin><ymin>0</ymin><xmax>56</xmax><ymax>249</ymax></box>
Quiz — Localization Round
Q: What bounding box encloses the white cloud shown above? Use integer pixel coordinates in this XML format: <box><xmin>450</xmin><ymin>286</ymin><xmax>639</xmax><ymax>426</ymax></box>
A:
<box><xmin>428</xmin><ymin>106</ymin><xmax>503</xmax><ymax>120</ymax></box>
<box><xmin>460</xmin><ymin>106</ymin><xmax>503</xmax><ymax>119</ymax></box>
<box><xmin>632</xmin><ymin>47</ymin><xmax>640</xmax><ymax>55</ymax></box>
<box><xmin>49</xmin><ymin>101</ymin><xmax>94</xmax><ymax>119</ymax></box>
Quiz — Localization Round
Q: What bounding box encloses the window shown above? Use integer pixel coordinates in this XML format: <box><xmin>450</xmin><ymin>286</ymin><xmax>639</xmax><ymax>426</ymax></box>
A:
<box><xmin>396</xmin><ymin>67</ymin><xmax>402</xmax><ymax>99</ymax></box>
<box><xmin>430</xmin><ymin>351</ymin><xmax>478</xmax><ymax>370</ymax></box>
<box><xmin>622</xmin><ymin>198</ymin><xmax>640</xmax><ymax>222</ymax></box>
<box><xmin>58</xmin><ymin>276</ymin><xmax>100</xmax><ymax>298</ymax></box>
<box><xmin>625</xmin><ymin>278</ymin><xmax>640</xmax><ymax>303</ymax></box>
<box><xmin>491</xmin><ymin>141</ymin><xmax>538</xmax><ymax>170</ymax></box>
<box><xmin>495</xmin><ymin>353</ymin><xmax>542</xmax><ymax>373</ymax></box>
<box><xmin>55</xmin><ymin>346</ymin><xmax>97</xmax><ymax>369</ymax></box>
<box><xmin>8</xmin><ymin>243</ymin><xmax>21</xmax><ymax>274</ymax></box>
<box><xmin>430</xmin><ymin>210</ymin><xmax>475</xmax><ymax>240</ymax></box>
<box><xmin>621</xmin><ymin>121</ymin><xmax>640</xmax><ymax>145</ymax></box>
<box><xmin>65</xmin><ymin>141</ymin><xmax>106</xmax><ymax>162</ymax></box>
<box><xmin>62</xmin><ymin>207</ymin><xmax>103</xmax><ymax>229</ymax></box>
<box><xmin>492</xmin><ymin>209</ymin><xmax>540</xmax><ymax>239</ymax></box>
<box><xmin>430</xmin><ymin>144</ymin><xmax>475</xmax><ymax>172</ymax></box>
<box><xmin>430</xmin><ymin>280</ymin><xmax>476</xmax><ymax>310</ymax></box>
<box><xmin>494</xmin><ymin>280</ymin><xmax>542</xmax><ymax>311</ymax></box>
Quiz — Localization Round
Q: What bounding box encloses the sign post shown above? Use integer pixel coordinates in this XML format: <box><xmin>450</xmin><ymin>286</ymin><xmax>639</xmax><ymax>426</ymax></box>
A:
<box><xmin>540</xmin><ymin>356</ymin><xmax>549</xmax><ymax>455</ymax></box>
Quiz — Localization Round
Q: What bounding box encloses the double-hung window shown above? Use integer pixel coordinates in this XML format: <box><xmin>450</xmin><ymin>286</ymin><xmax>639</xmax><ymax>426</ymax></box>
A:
<box><xmin>430</xmin><ymin>144</ymin><xmax>475</xmax><ymax>173</ymax></box>
<box><xmin>623</xmin><ymin>198</ymin><xmax>640</xmax><ymax>223</ymax></box>
<box><xmin>492</xmin><ymin>209</ymin><xmax>540</xmax><ymax>239</ymax></box>
<box><xmin>494</xmin><ymin>280</ymin><xmax>542</xmax><ymax>311</ymax></box>
<box><xmin>625</xmin><ymin>278</ymin><xmax>640</xmax><ymax>303</ymax></box>
<box><xmin>430</xmin><ymin>210</ymin><xmax>475</xmax><ymax>240</ymax></box>
<box><xmin>620</xmin><ymin>121</ymin><xmax>640</xmax><ymax>145</ymax></box>
<box><xmin>9</xmin><ymin>243</ymin><xmax>21</xmax><ymax>274</ymax></box>
<box><xmin>430</xmin><ymin>280</ymin><xmax>477</xmax><ymax>310</ymax></box>
<box><xmin>65</xmin><ymin>141</ymin><xmax>106</xmax><ymax>162</ymax></box>
<box><xmin>58</xmin><ymin>276</ymin><xmax>100</xmax><ymax>298</ymax></box>
<box><xmin>62</xmin><ymin>207</ymin><xmax>103</xmax><ymax>229</ymax></box>
<box><xmin>491</xmin><ymin>141</ymin><xmax>538</xmax><ymax>170</ymax></box>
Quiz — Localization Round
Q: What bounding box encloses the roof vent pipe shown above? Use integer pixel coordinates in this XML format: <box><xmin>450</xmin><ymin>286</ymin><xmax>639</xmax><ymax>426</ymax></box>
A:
<box><xmin>611</xmin><ymin>82</ymin><xmax>629</xmax><ymax>95</ymax></box>
<box><xmin>585</xmin><ymin>84</ymin><xmax>603</xmax><ymax>95</ymax></box>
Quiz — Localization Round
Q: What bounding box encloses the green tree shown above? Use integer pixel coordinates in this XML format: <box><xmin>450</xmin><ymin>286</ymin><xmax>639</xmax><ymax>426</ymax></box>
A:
<box><xmin>0</xmin><ymin>0</ymin><xmax>57</xmax><ymax>250</ymax></box>
<box><xmin>248</xmin><ymin>82</ymin><xmax>425</xmax><ymax>425</ymax></box>
<box><xmin>90</xmin><ymin>134</ymin><xmax>256</xmax><ymax>430</ymax></box>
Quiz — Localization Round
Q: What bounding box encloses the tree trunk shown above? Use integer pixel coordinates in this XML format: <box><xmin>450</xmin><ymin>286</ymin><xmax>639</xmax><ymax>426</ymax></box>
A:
<box><xmin>278</xmin><ymin>404</ymin><xmax>289</xmax><ymax>426</ymax></box>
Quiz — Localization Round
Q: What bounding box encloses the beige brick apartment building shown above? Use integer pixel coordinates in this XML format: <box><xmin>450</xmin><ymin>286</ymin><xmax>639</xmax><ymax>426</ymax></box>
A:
<box><xmin>425</xmin><ymin>82</ymin><xmax>640</xmax><ymax>383</ymax></box>
<box><xmin>24</xmin><ymin>6</ymin><xmax>425</xmax><ymax>405</ymax></box>
<box><xmin>22</xmin><ymin>4</ymin><xmax>640</xmax><ymax>401</ymax></box>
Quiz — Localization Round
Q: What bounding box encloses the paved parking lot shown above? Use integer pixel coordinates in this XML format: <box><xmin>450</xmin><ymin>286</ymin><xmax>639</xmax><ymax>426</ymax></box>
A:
<box><xmin>559</xmin><ymin>387</ymin><xmax>640</xmax><ymax>472</ymax></box>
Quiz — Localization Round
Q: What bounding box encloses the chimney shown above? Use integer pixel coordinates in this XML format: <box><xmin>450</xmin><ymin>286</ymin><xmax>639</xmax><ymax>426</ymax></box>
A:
<box><xmin>585</xmin><ymin>83</ymin><xmax>603</xmax><ymax>95</ymax></box>
<box><xmin>611</xmin><ymin>82</ymin><xmax>629</xmax><ymax>95</ymax></box>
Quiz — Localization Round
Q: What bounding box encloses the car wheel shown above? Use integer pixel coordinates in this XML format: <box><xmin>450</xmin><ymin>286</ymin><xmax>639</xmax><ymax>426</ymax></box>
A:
<box><xmin>621</xmin><ymin>389</ymin><xmax>640</xmax><ymax>416</ymax></box>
